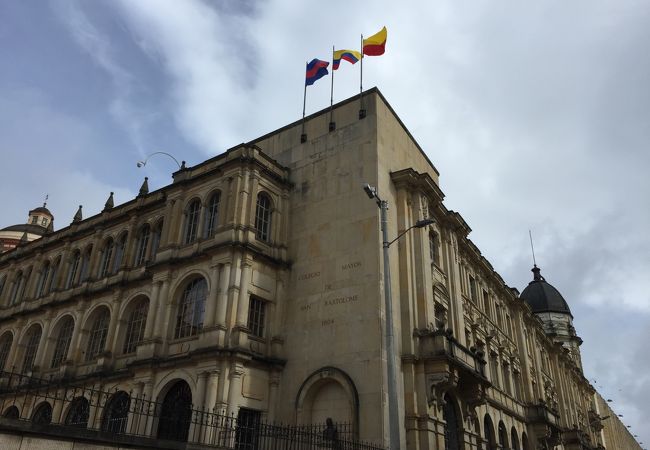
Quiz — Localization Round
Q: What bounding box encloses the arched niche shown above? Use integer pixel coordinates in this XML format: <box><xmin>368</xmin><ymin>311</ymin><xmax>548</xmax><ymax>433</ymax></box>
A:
<box><xmin>295</xmin><ymin>367</ymin><xmax>358</xmax><ymax>430</ymax></box>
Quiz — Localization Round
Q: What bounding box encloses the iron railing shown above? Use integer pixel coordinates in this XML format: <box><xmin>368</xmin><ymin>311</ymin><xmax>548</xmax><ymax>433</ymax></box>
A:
<box><xmin>0</xmin><ymin>370</ymin><xmax>381</xmax><ymax>450</ymax></box>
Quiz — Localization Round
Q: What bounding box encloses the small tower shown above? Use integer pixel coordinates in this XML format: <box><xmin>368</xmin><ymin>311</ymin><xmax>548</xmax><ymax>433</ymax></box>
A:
<box><xmin>0</xmin><ymin>202</ymin><xmax>55</xmax><ymax>253</ymax></box>
<box><xmin>520</xmin><ymin>265</ymin><xmax>584</xmax><ymax>371</ymax></box>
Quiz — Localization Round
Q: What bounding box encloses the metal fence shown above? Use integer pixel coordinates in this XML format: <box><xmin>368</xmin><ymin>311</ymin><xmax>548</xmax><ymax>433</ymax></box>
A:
<box><xmin>0</xmin><ymin>370</ymin><xmax>381</xmax><ymax>450</ymax></box>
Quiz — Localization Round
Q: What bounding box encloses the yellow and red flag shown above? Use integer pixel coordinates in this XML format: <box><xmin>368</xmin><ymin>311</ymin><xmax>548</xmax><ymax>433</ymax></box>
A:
<box><xmin>362</xmin><ymin>26</ymin><xmax>387</xmax><ymax>56</ymax></box>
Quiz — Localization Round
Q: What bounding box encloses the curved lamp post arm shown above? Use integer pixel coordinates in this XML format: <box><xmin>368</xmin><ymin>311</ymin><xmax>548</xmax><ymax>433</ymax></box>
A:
<box><xmin>386</xmin><ymin>218</ymin><xmax>435</xmax><ymax>248</ymax></box>
<box><xmin>137</xmin><ymin>152</ymin><xmax>182</xmax><ymax>170</ymax></box>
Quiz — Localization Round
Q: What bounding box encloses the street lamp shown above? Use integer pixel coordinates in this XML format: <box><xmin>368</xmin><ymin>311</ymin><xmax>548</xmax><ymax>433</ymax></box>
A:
<box><xmin>363</xmin><ymin>183</ymin><xmax>434</xmax><ymax>450</ymax></box>
<box><xmin>136</xmin><ymin>151</ymin><xmax>182</xmax><ymax>170</ymax></box>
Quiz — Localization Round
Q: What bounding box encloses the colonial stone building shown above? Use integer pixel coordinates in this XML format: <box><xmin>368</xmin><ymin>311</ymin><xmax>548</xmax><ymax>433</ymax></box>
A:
<box><xmin>0</xmin><ymin>89</ymin><xmax>639</xmax><ymax>450</ymax></box>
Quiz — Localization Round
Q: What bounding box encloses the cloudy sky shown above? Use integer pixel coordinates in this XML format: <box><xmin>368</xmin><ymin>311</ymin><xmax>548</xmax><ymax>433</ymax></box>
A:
<box><xmin>1</xmin><ymin>0</ymin><xmax>648</xmax><ymax>443</ymax></box>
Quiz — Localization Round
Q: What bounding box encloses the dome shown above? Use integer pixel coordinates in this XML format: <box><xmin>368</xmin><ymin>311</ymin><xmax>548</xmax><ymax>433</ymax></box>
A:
<box><xmin>29</xmin><ymin>206</ymin><xmax>53</xmax><ymax>216</ymax></box>
<box><xmin>520</xmin><ymin>266</ymin><xmax>572</xmax><ymax>318</ymax></box>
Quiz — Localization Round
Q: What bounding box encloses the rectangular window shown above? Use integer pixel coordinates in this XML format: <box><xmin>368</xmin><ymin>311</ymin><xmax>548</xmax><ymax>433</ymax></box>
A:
<box><xmin>236</xmin><ymin>408</ymin><xmax>261</xmax><ymax>450</ymax></box>
<box><xmin>490</xmin><ymin>356</ymin><xmax>500</xmax><ymax>388</ymax></box>
<box><xmin>469</xmin><ymin>276</ymin><xmax>477</xmax><ymax>302</ymax></box>
<box><xmin>247</xmin><ymin>297</ymin><xmax>266</xmax><ymax>338</ymax></box>
<box><xmin>429</xmin><ymin>232</ymin><xmax>438</xmax><ymax>266</ymax></box>
<box><xmin>482</xmin><ymin>289</ymin><xmax>489</xmax><ymax>313</ymax></box>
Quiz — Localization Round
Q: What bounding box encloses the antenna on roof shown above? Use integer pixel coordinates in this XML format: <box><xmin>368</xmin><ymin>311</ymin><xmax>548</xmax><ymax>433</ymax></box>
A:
<box><xmin>529</xmin><ymin>229</ymin><xmax>537</xmax><ymax>267</ymax></box>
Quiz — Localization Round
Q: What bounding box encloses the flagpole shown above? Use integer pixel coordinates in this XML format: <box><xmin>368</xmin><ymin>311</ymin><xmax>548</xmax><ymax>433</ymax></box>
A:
<box><xmin>301</xmin><ymin>61</ymin><xmax>307</xmax><ymax>143</ymax></box>
<box><xmin>329</xmin><ymin>45</ymin><xmax>335</xmax><ymax>131</ymax></box>
<box><xmin>359</xmin><ymin>33</ymin><xmax>366</xmax><ymax>119</ymax></box>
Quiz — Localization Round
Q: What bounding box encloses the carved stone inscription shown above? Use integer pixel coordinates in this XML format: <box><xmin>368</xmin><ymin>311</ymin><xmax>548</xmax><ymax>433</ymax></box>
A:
<box><xmin>298</xmin><ymin>271</ymin><xmax>321</xmax><ymax>281</ymax></box>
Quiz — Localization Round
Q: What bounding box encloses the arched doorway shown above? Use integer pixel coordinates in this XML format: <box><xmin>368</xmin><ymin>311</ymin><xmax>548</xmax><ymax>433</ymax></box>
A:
<box><xmin>442</xmin><ymin>393</ymin><xmax>462</xmax><ymax>450</ymax></box>
<box><xmin>498</xmin><ymin>422</ymin><xmax>508</xmax><ymax>450</ymax></box>
<box><xmin>296</xmin><ymin>367</ymin><xmax>358</xmax><ymax>430</ymax></box>
<box><xmin>102</xmin><ymin>391</ymin><xmax>130</xmax><ymax>434</ymax></box>
<box><xmin>483</xmin><ymin>415</ymin><xmax>496</xmax><ymax>450</ymax></box>
<box><xmin>65</xmin><ymin>397</ymin><xmax>90</xmax><ymax>428</ymax></box>
<box><xmin>157</xmin><ymin>380</ymin><xmax>192</xmax><ymax>442</ymax></box>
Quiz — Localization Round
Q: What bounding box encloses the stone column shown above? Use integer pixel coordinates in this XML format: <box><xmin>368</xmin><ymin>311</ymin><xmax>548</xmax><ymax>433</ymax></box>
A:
<box><xmin>267</xmin><ymin>373</ymin><xmax>280</xmax><ymax>422</ymax></box>
<box><xmin>155</xmin><ymin>279</ymin><xmax>171</xmax><ymax>340</ymax></box>
<box><xmin>235</xmin><ymin>257</ymin><xmax>253</xmax><ymax>327</ymax></box>
<box><xmin>205</xmin><ymin>370</ymin><xmax>220</xmax><ymax>412</ymax></box>
<box><xmin>204</xmin><ymin>264</ymin><xmax>220</xmax><ymax>329</ymax></box>
<box><xmin>225</xmin><ymin>362</ymin><xmax>244</xmax><ymax>416</ymax></box>
<box><xmin>215</xmin><ymin>262</ymin><xmax>231</xmax><ymax>328</ymax></box>
<box><xmin>128</xmin><ymin>381</ymin><xmax>144</xmax><ymax>435</ymax></box>
<box><xmin>143</xmin><ymin>280</ymin><xmax>161</xmax><ymax>340</ymax></box>
<box><xmin>33</xmin><ymin>315</ymin><xmax>53</xmax><ymax>372</ymax></box>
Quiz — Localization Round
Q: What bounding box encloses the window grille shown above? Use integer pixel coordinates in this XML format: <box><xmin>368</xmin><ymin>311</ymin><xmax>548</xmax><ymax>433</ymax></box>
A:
<box><xmin>99</xmin><ymin>239</ymin><xmax>114</xmax><ymax>278</ymax></box>
<box><xmin>36</xmin><ymin>262</ymin><xmax>51</xmax><ymax>298</ymax></box>
<box><xmin>255</xmin><ymin>193</ymin><xmax>272</xmax><ymax>242</ymax></box>
<box><xmin>32</xmin><ymin>402</ymin><xmax>52</xmax><ymax>425</ymax></box>
<box><xmin>123</xmin><ymin>299</ymin><xmax>148</xmax><ymax>354</ymax></box>
<box><xmin>0</xmin><ymin>333</ymin><xmax>12</xmax><ymax>371</ymax></box>
<box><xmin>51</xmin><ymin>316</ymin><xmax>74</xmax><ymax>368</ymax></box>
<box><xmin>174</xmin><ymin>278</ymin><xmax>207</xmax><ymax>339</ymax></box>
<box><xmin>66</xmin><ymin>251</ymin><xmax>81</xmax><ymax>288</ymax></box>
<box><xmin>236</xmin><ymin>408</ymin><xmax>262</xmax><ymax>450</ymax></box>
<box><xmin>429</xmin><ymin>232</ymin><xmax>438</xmax><ymax>266</ymax></box>
<box><xmin>65</xmin><ymin>397</ymin><xmax>90</xmax><ymax>428</ymax></box>
<box><xmin>102</xmin><ymin>391</ymin><xmax>130</xmax><ymax>434</ymax></box>
<box><xmin>47</xmin><ymin>258</ymin><xmax>60</xmax><ymax>292</ymax></box>
<box><xmin>204</xmin><ymin>192</ymin><xmax>220</xmax><ymax>238</ymax></box>
<box><xmin>134</xmin><ymin>225</ymin><xmax>150</xmax><ymax>266</ymax></box>
<box><xmin>157</xmin><ymin>381</ymin><xmax>192</xmax><ymax>442</ymax></box>
<box><xmin>150</xmin><ymin>220</ymin><xmax>163</xmax><ymax>258</ymax></box>
<box><xmin>247</xmin><ymin>297</ymin><xmax>266</xmax><ymax>338</ymax></box>
<box><xmin>22</xmin><ymin>326</ymin><xmax>42</xmax><ymax>372</ymax></box>
<box><xmin>10</xmin><ymin>271</ymin><xmax>24</xmax><ymax>304</ymax></box>
<box><xmin>184</xmin><ymin>200</ymin><xmax>201</xmax><ymax>244</ymax></box>
<box><xmin>79</xmin><ymin>246</ymin><xmax>92</xmax><ymax>282</ymax></box>
<box><xmin>112</xmin><ymin>234</ymin><xmax>128</xmax><ymax>273</ymax></box>
<box><xmin>86</xmin><ymin>309</ymin><xmax>110</xmax><ymax>361</ymax></box>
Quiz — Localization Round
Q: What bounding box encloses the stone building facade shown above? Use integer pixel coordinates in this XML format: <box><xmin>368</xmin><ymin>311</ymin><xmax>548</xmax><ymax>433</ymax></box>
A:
<box><xmin>0</xmin><ymin>89</ymin><xmax>639</xmax><ymax>450</ymax></box>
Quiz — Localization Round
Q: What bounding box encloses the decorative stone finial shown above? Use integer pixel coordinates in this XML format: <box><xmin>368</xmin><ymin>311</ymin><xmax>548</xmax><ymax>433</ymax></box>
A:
<box><xmin>72</xmin><ymin>205</ymin><xmax>83</xmax><ymax>223</ymax></box>
<box><xmin>532</xmin><ymin>265</ymin><xmax>544</xmax><ymax>282</ymax></box>
<box><xmin>104</xmin><ymin>192</ymin><xmax>114</xmax><ymax>211</ymax></box>
<box><xmin>138</xmin><ymin>177</ymin><xmax>149</xmax><ymax>196</ymax></box>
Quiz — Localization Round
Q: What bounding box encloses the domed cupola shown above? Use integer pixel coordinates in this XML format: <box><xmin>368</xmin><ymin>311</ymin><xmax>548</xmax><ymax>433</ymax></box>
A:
<box><xmin>0</xmin><ymin>201</ymin><xmax>54</xmax><ymax>253</ymax></box>
<box><xmin>520</xmin><ymin>265</ymin><xmax>572</xmax><ymax>318</ymax></box>
<box><xmin>521</xmin><ymin>265</ymin><xmax>583</xmax><ymax>370</ymax></box>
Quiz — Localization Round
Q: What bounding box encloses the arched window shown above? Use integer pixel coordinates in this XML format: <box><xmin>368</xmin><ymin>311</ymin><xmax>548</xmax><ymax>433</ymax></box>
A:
<box><xmin>134</xmin><ymin>224</ymin><xmax>151</xmax><ymax>266</ymax></box>
<box><xmin>429</xmin><ymin>231</ymin><xmax>439</xmax><ymax>266</ymax></box>
<box><xmin>36</xmin><ymin>261</ymin><xmax>51</xmax><ymax>298</ymax></box>
<box><xmin>51</xmin><ymin>316</ymin><xmax>75</xmax><ymax>368</ymax></box>
<box><xmin>498</xmin><ymin>422</ymin><xmax>508</xmax><ymax>450</ymax></box>
<box><xmin>174</xmin><ymin>278</ymin><xmax>207</xmax><ymax>339</ymax></box>
<box><xmin>32</xmin><ymin>402</ymin><xmax>53</xmax><ymax>425</ymax></box>
<box><xmin>22</xmin><ymin>324</ymin><xmax>42</xmax><ymax>372</ymax></box>
<box><xmin>0</xmin><ymin>274</ymin><xmax>5</xmax><ymax>300</ymax></box>
<box><xmin>484</xmin><ymin>415</ymin><xmax>496</xmax><ymax>450</ymax></box>
<box><xmin>112</xmin><ymin>233</ymin><xmax>128</xmax><ymax>273</ymax></box>
<box><xmin>150</xmin><ymin>220</ymin><xmax>164</xmax><ymax>259</ymax></box>
<box><xmin>522</xmin><ymin>432</ymin><xmax>530</xmax><ymax>450</ymax></box>
<box><xmin>4</xmin><ymin>406</ymin><xmax>20</xmax><ymax>419</ymax></box>
<box><xmin>184</xmin><ymin>200</ymin><xmax>201</xmax><ymax>244</ymax></box>
<box><xmin>0</xmin><ymin>332</ymin><xmax>13</xmax><ymax>371</ymax></box>
<box><xmin>47</xmin><ymin>257</ymin><xmax>61</xmax><ymax>292</ymax></box>
<box><xmin>157</xmin><ymin>380</ymin><xmax>192</xmax><ymax>442</ymax></box>
<box><xmin>511</xmin><ymin>427</ymin><xmax>520</xmax><ymax>450</ymax></box>
<box><xmin>86</xmin><ymin>308</ymin><xmax>110</xmax><ymax>361</ymax></box>
<box><xmin>98</xmin><ymin>238</ymin><xmax>114</xmax><ymax>278</ymax></box>
<box><xmin>442</xmin><ymin>393</ymin><xmax>461</xmax><ymax>450</ymax></box>
<box><xmin>79</xmin><ymin>245</ymin><xmax>93</xmax><ymax>283</ymax></box>
<box><xmin>102</xmin><ymin>391</ymin><xmax>130</xmax><ymax>434</ymax></box>
<box><xmin>66</xmin><ymin>250</ymin><xmax>81</xmax><ymax>288</ymax></box>
<box><xmin>123</xmin><ymin>298</ymin><xmax>148</xmax><ymax>354</ymax></box>
<box><xmin>204</xmin><ymin>192</ymin><xmax>221</xmax><ymax>238</ymax></box>
<box><xmin>10</xmin><ymin>271</ymin><xmax>25</xmax><ymax>304</ymax></box>
<box><xmin>255</xmin><ymin>193</ymin><xmax>272</xmax><ymax>242</ymax></box>
<box><xmin>65</xmin><ymin>397</ymin><xmax>90</xmax><ymax>428</ymax></box>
